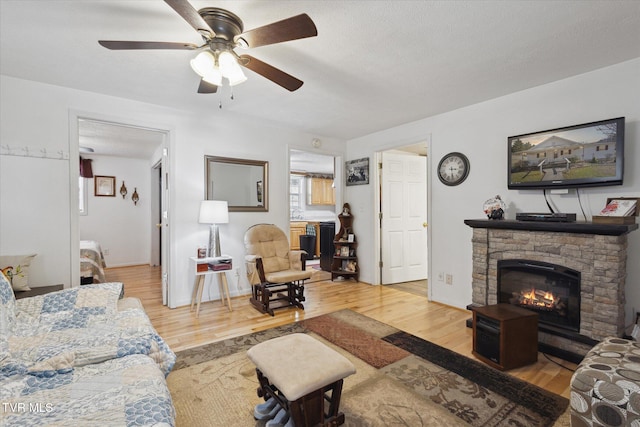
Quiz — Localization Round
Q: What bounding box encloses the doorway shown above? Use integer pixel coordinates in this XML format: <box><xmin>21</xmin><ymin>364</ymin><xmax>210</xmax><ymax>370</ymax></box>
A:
<box><xmin>289</xmin><ymin>149</ymin><xmax>339</xmax><ymax>281</ymax></box>
<box><xmin>377</xmin><ymin>142</ymin><xmax>428</xmax><ymax>295</ymax></box>
<box><xmin>71</xmin><ymin>116</ymin><xmax>170</xmax><ymax>304</ymax></box>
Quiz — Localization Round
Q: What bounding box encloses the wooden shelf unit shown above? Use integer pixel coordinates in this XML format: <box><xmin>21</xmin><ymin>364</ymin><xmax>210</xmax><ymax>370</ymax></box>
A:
<box><xmin>331</xmin><ymin>203</ymin><xmax>359</xmax><ymax>281</ymax></box>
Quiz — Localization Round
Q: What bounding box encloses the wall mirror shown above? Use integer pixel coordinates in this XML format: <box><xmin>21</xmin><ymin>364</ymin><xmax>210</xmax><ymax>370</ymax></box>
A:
<box><xmin>205</xmin><ymin>155</ymin><xmax>268</xmax><ymax>212</ymax></box>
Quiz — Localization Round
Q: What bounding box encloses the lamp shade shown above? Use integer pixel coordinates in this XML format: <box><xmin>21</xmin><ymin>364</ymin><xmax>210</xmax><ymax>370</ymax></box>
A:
<box><xmin>199</xmin><ymin>200</ymin><xmax>229</xmax><ymax>224</ymax></box>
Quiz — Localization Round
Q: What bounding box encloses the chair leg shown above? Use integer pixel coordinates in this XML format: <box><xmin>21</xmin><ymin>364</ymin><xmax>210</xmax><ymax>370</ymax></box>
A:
<box><xmin>250</xmin><ymin>281</ymin><xmax>304</xmax><ymax>316</ymax></box>
<box><xmin>250</xmin><ymin>283</ymin><xmax>273</xmax><ymax>316</ymax></box>
<box><xmin>292</xmin><ymin>281</ymin><xmax>306</xmax><ymax>308</ymax></box>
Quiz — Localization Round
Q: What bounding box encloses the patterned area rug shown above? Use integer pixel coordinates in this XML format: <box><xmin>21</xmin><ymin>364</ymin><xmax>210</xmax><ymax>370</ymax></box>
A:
<box><xmin>167</xmin><ymin>310</ymin><xmax>569</xmax><ymax>426</ymax></box>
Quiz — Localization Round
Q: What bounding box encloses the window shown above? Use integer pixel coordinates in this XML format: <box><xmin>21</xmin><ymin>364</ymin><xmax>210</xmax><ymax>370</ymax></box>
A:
<box><xmin>79</xmin><ymin>177</ymin><xmax>88</xmax><ymax>215</ymax></box>
<box><xmin>289</xmin><ymin>176</ymin><xmax>302</xmax><ymax>216</ymax></box>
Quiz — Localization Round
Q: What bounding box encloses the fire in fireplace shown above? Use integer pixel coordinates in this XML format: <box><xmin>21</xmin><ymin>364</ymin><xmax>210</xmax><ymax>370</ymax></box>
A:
<box><xmin>515</xmin><ymin>288</ymin><xmax>566</xmax><ymax>314</ymax></box>
<box><xmin>498</xmin><ymin>259</ymin><xmax>580</xmax><ymax>332</ymax></box>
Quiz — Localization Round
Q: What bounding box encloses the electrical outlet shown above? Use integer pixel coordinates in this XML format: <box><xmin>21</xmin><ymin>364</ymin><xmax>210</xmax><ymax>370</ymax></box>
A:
<box><xmin>446</xmin><ymin>274</ymin><xmax>453</xmax><ymax>285</ymax></box>
<box><xmin>103</xmin><ymin>248</ymin><xmax>109</xmax><ymax>255</ymax></box>
<box><xmin>438</xmin><ymin>272</ymin><xmax>444</xmax><ymax>282</ymax></box>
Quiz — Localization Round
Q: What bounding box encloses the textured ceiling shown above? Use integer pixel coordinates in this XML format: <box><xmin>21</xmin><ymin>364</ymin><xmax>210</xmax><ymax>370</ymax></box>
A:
<box><xmin>2</xmin><ymin>0</ymin><xmax>640</xmax><ymax>141</ymax></box>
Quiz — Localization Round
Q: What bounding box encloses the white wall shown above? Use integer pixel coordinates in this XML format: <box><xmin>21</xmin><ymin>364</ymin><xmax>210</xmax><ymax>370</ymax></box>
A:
<box><xmin>0</xmin><ymin>155</ymin><xmax>70</xmax><ymax>287</ymax></box>
<box><xmin>347</xmin><ymin>58</ymin><xmax>640</xmax><ymax>326</ymax></box>
<box><xmin>79</xmin><ymin>155</ymin><xmax>151</xmax><ymax>267</ymax></box>
<box><xmin>0</xmin><ymin>75</ymin><xmax>346</xmax><ymax>308</ymax></box>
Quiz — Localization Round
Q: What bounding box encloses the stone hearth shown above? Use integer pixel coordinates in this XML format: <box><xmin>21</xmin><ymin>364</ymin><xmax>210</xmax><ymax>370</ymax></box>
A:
<box><xmin>465</xmin><ymin>219</ymin><xmax>638</xmax><ymax>357</ymax></box>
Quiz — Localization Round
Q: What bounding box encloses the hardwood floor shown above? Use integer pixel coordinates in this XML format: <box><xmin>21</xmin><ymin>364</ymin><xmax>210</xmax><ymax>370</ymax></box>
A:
<box><xmin>384</xmin><ymin>279</ymin><xmax>427</xmax><ymax>297</ymax></box>
<box><xmin>108</xmin><ymin>264</ymin><xmax>576</xmax><ymax>398</ymax></box>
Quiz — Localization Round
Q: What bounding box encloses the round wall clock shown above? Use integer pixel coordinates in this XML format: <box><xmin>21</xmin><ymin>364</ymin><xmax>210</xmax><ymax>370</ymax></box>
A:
<box><xmin>437</xmin><ymin>152</ymin><xmax>470</xmax><ymax>186</ymax></box>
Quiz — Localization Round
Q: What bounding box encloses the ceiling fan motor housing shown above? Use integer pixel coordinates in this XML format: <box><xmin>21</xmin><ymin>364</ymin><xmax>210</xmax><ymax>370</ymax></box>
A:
<box><xmin>199</xmin><ymin>8</ymin><xmax>243</xmax><ymax>41</ymax></box>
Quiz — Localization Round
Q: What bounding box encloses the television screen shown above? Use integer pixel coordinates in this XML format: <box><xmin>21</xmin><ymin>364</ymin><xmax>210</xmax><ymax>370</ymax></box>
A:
<box><xmin>508</xmin><ymin>117</ymin><xmax>624</xmax><ymax>189</ymax></box>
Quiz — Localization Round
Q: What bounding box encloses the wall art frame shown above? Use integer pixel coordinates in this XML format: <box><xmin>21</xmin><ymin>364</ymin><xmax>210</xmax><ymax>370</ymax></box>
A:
<box><xmin>94</xmin><ymin>175</ymin><xmax>116</xmax><ymax>197</ymax></box>
<box><xmin>345</xmin><ymin>157</ymin><xmax>369</xmax><ymax>186</ymax></box>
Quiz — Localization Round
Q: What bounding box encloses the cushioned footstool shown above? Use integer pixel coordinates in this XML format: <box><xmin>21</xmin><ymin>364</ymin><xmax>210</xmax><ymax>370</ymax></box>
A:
<box><xmin>247</xmin><ymin>333</ymin><xmax>356</xmax><ymax>427</ymax></box>
<box><xmin>570</xmin><ymin>337</ymin><xmax>640</xmax><ymax>426</ymax></box>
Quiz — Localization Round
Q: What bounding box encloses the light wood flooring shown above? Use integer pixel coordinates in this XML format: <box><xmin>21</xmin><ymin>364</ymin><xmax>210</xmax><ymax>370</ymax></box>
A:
<box><xmin>384</xmin><ymin>279</ymin><xmax>428</xmax><ymax>297</ymax></box>
<box><xmin>108</xmin><ymin>264</ymin><xmax>576</xmax><ymax>398</ymax></box>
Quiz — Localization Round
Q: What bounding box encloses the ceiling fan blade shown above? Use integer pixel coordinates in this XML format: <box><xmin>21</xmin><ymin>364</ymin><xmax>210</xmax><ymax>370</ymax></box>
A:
<box><xmin>99</xmin><ymin>40</ymin><xmax>198</xmax><ymax>50</ymax></box>
<box><xmin>240</xmin><ymin>55</ymin><xmax>303</xmax><ymax>92</ymax></box>
<box><xmin>197</xmin><ymin>79</ymin><xmax>218</xmax><ymax>94</ymax></box>
<box><xmin>164</xmin><ymin>0</ymin><xmax>215</xmax><ymax>39</ymax></box>
<box><xmin>238</xmin><ymin>14</ymin><xmax>317</xmax><ymax>48</ymax></box>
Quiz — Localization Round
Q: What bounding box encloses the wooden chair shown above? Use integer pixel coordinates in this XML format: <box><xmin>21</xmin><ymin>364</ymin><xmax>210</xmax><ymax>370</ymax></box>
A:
<box><xmin>244</xmin><ymin>224</ymin><xmax>312</xmax><ymax>316</ymax></box>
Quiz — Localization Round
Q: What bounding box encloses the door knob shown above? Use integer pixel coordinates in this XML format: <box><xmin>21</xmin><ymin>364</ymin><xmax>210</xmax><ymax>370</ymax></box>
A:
<box><xmin>423</xmin><ymin>222</ymin><xmax>428</xmax><ymax>228</ymax></box>
<box><xmin>156</xmin><ymin>223</ymin><xmax>162</xmax><ymax>228</ymax></box>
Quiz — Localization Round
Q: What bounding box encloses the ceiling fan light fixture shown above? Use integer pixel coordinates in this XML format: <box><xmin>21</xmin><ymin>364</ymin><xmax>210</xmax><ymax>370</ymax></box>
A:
<box><xmin>202</xmin><ymin>69</ymin><xmax>223</xmax><ymax>86</ymax></box>
<box><xmin>190</xmin><ymin>51</ymin><xmax>216</xmax><ymax>76</ymax></box>
<box><xmin>227</xmin><ymin>66</ymin><xmax>247</xmax><ymax>86</ymax></box>
<box><xmin>218</xmin><ymin>51</ymin><xmax>247</xmax><ymax>86</ymax></box>
<box><xmin>218</xmin><ymin>51</ymin><xmax>237</xmax><ymax>76</ymax></box>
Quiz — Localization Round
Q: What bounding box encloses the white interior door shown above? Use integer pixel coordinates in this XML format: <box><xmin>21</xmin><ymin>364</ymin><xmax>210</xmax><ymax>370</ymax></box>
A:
<box><xmin>381</xmin><ymin>152</ymin><xmax>427</xmax><ymax>284</ymax></box>
<box><xmin>150</xmin><ymin>164</ymin><xmax>161</xmax><ymax>267</ymax></box>
<box><xmin>159</xmin><ymin>149</ymin><xmax>169</xmax><ymax>306</ymax></box>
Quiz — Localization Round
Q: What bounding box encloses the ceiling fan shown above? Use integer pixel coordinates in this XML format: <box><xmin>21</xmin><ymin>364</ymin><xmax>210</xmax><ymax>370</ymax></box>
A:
<box><xmin>99</xmin><ymin>0</ymin><xmax>317</xmax><ymax>93</ymax></box>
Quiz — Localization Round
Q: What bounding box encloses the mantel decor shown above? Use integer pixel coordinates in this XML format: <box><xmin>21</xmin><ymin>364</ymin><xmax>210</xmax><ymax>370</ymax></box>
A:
<box><xmin>94</xmin><ymin>175</ymin><xmax>116</xmax><ymax>197</ymax></box>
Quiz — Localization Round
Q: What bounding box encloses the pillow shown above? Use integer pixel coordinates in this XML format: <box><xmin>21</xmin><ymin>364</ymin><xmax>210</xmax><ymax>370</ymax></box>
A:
<box><xmin>0</xmin><ymin>270</ymin><xmax>16</xmax><ymax>335</ymax></box>
<box><xmin>0</xmin><ymin>254</ymin><xmax>37</xmax><ymax>291</ymax></box>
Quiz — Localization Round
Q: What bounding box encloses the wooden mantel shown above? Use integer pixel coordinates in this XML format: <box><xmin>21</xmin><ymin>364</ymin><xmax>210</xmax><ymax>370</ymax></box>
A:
<box><xmin>464</xmin><ymin>219</ymin><xmax>638</xmax><ymax>236</ymax></box>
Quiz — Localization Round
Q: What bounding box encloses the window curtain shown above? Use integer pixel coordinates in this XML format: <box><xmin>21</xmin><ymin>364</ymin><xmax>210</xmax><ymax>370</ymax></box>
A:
<box><xmin>79</xmin><ymin>157</ymin><xmax>93</xmax><ymax>178</ymax></box>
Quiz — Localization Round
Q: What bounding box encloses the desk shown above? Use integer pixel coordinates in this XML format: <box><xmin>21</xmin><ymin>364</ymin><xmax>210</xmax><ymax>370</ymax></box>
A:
<box><xmin>189</xmin><ymin>256</ymin><xmax>233</xmax><ymax>318</ymax></box>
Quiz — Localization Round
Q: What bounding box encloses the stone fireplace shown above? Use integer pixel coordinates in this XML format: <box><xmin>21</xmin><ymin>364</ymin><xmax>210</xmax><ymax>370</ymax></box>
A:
<box><xmin>465</xmin><ymin>219</ymin><xmax>637</xmax><ymax>359</ymax></box>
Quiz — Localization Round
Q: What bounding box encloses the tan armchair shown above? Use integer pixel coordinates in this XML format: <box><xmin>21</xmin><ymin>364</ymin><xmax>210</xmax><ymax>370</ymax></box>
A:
<box><xmin>244</xmin><ymin>224</ymin><xmax>312</xmax><ymax>316</ymax></box>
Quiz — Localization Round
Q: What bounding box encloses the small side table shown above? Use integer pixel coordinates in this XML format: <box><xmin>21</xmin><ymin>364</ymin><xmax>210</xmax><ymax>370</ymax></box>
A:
<box><xmin>189</xmin><ymin>256</ymin><xmax>233</xmax><ymax>318</ymax></box>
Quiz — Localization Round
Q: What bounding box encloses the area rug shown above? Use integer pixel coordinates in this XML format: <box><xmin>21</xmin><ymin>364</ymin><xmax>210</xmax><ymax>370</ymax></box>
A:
<box><xmin>167</xmin><ymin>309</ymin><xmax>569</xmax><ymax>426</ymax></box>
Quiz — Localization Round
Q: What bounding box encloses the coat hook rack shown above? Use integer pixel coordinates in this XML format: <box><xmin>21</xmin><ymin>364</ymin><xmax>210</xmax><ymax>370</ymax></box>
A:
<box><xmin>0</xmin><ymin>144</ymin><xmax>68</xmax><ymax>160</ymax></box>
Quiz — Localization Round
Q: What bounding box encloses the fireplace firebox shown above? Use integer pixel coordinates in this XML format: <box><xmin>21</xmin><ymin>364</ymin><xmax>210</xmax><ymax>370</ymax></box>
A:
<box><xmin>497</xmin><ymin>259</ymin><xmax>580</xmax><ymax>332</ymax></box>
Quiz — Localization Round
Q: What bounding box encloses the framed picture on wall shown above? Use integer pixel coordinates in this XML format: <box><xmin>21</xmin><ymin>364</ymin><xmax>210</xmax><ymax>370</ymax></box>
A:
<box><xmin>95</xmin><ymin>175</ymin><xmax>116</xmax><ymax>197</ymax></box>
<box><xmin>345</xmin><ymin>157</ymin><xmax>369</xmax><ymax>186</ymax></box>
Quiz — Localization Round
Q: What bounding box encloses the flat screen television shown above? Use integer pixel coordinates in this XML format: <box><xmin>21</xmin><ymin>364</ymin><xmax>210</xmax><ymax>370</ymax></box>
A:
<box><xmin>508</xmin><ymin>117</ymin><xmax>625</xmax><ymax>189</ymax></box>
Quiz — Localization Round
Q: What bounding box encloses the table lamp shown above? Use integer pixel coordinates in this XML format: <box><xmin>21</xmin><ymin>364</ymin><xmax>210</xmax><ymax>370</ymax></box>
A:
<box><xmin>198</xmin><ymin>200</ymin><xmax>229</xmax><ymax>257</ymax></box>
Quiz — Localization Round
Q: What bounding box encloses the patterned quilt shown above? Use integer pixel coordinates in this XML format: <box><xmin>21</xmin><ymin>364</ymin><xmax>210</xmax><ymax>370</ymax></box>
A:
<box><xmin>0</xmin><ymin>281</ymin><xmax>176</xmax><ymax>426</ymax></box>
<box><xmin>1</xmin><ymin>354</ymin><xmax>174</xmax><ymax>426</ymax></box>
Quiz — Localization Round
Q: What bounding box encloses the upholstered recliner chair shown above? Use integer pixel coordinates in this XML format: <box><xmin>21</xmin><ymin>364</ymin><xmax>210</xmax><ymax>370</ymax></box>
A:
<box><xmin>244</xmin><ymin>224</ymin><xmax>312</xmax><ymax>316</ymax></box>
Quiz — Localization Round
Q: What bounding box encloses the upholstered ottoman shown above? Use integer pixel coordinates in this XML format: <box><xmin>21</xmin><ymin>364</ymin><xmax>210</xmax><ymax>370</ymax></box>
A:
<box><xmin>247</xmin><ymin>333</ymin><xmax>356</xmax><ymax>427</ymax></box>
<box><xmin>570</xmin><ymin>337</ymin><xmax>640</xmax><ymax>426</ymax></box>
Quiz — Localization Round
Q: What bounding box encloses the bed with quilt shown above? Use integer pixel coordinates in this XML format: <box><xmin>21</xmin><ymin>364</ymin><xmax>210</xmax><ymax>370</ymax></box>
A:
<box><xmin>0</xmin><ymin>274</ymin><xmax>176</xmax><ymax>426</ymax></box>
<box><xmin>80</xmin><ymin>240</ymin><xmax>107</xmax><ymax>283</ymax></box>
